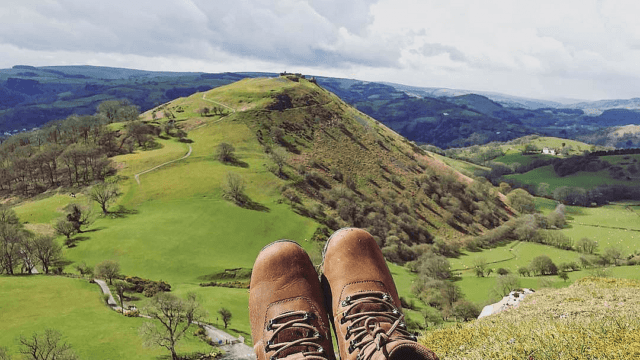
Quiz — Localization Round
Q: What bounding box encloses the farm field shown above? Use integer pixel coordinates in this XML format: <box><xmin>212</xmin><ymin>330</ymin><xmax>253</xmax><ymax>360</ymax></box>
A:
<box><xmin>505</xmin><ymin>165</ymin><xmax>631</xmax><ymax>191</ymax></box>
<box><xmin>0</xmin><ymin>276</ymin><xmax>209</xmax><ymax>359</ymax></box>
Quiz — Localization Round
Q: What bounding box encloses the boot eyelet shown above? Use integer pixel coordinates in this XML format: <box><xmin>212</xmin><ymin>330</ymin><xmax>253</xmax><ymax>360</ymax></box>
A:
<box><xmin>348</xmin><ymin>345</ymin><xmax>355</xmax><ymax>353</ymax></box>
<box><xmin>392</xmin><ymin>309</ymin><xmax>399</xmax><ymax>315</ymax></box>
<box><xmin>382</xmin><ymin>293</ymin><xmax>391</xmax><ymax>301</ymax></box>
<box><xmin>340</xmin><ymin>316</ymin><xmax>346</xmax><ymax>324</ymax></box>
<box><xmin>318</xmin><ymin>346</ymin><xmax>324</xmax><ymax>353</ymax></box>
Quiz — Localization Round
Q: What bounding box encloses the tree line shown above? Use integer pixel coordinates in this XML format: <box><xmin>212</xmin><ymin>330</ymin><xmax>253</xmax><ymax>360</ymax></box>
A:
<box><xmin>0</xmin><ymin>205</ymin><xmax>65</xmax><ymax>275</ymax></box>
<box><xmin>0</xmin><ymin>100</ymin><xmax>160</xmax><ymax>197</ymax></box>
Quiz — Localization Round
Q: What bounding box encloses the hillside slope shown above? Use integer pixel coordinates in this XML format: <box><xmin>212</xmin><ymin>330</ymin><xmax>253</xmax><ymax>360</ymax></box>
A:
<box><xmin>421</xmin><ymin>277</ymin><xmax>640</xmax><ymax>359</ymax></box>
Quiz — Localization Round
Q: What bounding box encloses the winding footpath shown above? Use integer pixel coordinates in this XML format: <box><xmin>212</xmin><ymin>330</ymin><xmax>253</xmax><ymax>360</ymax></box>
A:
<box><xmin>134</xmin><ymin>96</ymin><xmax>236</xmax><ymax>185</ymax></box>
<box><xmin>134</xmin><ymin>145</ymin><xmax>192</xmax><ymax>185</ymax></box>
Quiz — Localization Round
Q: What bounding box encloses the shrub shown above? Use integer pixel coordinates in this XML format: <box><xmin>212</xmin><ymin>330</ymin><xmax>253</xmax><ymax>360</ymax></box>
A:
<box><xmin>529</xmin><ymin>255</ymin><xmax>558</xmax><ymax>276</ymax></box>
<box><xmin>452</xmin><ymin>300</ymin><xmax>481</xmax><ymax>321</ymax></box>
<box><xmin>576</xmin><ymin>237</ymin><xmax>598</xmax><ymax>254</ymax></box>
<box><xmin>517</xmin><ymin>267</ymin><xmax>531</xmax><ymax>277</ymax></box>
<box><xmin>496</xmin><ymin>268</ymin><xmax>509</xmax><ymax>276</ymax></box>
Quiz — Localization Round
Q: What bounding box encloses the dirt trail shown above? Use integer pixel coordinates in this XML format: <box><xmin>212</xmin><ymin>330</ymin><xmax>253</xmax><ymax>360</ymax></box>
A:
<box><xmin>134</xmin><ymin>145</ymin><xmax>192</xmax><ymax>185</ymax></box>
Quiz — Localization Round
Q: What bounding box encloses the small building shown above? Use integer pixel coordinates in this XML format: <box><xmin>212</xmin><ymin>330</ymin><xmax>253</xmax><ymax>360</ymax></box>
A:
<box><xmin>542</xmin><ymin>147</ymin><xmax>556</xmax><ymax>155</ymax></box>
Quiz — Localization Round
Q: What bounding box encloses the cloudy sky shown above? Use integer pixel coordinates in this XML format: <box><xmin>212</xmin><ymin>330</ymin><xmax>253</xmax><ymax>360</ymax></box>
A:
<box><xmin>1</xmin><ymin>0</ymin><xmax>640</xmax><ymax>101</ymax></box>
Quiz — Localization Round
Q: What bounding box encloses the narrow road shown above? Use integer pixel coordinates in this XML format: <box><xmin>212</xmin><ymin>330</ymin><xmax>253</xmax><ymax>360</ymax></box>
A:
<box><xmin>134</xmin><ymin>145</ymin><xmax>192</xmax><ymax>185</ymax></box>
<box><xmin>198</xmin><ymin>323</ymin><xmax>256</xmax><ymax>359</ymax></box>
<box><xmin>93</xmin><ymin>281</ymin><xmax>255</xmax><ymax>358</ymax></box>
<box><xmin>94</xmin><ymin>279</ymin><xmax>120</xmax><ymax>309</ymax></box>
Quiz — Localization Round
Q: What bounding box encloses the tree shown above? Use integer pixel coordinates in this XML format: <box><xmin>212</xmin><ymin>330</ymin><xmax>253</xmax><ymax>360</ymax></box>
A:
<box><xmin>95</xmin><ymin>260</ymin><xmax>120</xmax><ymax>285</ymax></box>
<box><xmin>452</xmin><ymin>300</ymin><xmax>480</xmax><ymax>321</ymax></box>
<box><xmin>492</xmin><ymin>274</ymin><xmax>521</xmax><ymax>298</ymax></box>
<box><xmin>74</xmin><ymin>261</ymin><xmax>93</xmax><ymax>278</ymax></box>
<box><xmin>90</xmin><ymin>183</ymin><xmax>120</xmax><ymax>214</ymax></box>
<box><xmin>529</xmin><ymin>255</ymin><xmax>558</xmax><ymax>276</ymax></box>
<box><xmin>0</xmin><ymin>205</ymin><xmax>20</xmax><ymax>226</ymax></box>
<box><xmin>140</xmin><ymin>292</ymin><xmax>205</xmax><ymax>360</ymax></box>
<box><xmin>222</xmin><ymin>172</ymin><xmax>246</xmax><ymax>205</ymax></box>
<box><xmin>602</xmin><ymin>246</ymin><xmax>623</xmax><ymax>265</ymax></box>
<box><xmin>472</xmin><ymin>257</ymin><xmax>487</xmax><ymax>277</ymax></box>
<box><xmin>114</xmin><ymin>280</ymin><xmax>132</xmax><ymax>308</ymax></box>
<box><xmin>218</xmin><ymin>307</ymin><xmax>232</xmax><ymax>329</ymax></box>
<box><xmin>19</xmin><ymin>329</ymin><xmax>77</xmax><ymax>360</ymax></box>
<box><xmin>558</xmin><ymin>271</ymin><xmax>569</xmax><ymax>282</ymax></box>
<box><xmin>0</xmin><ymin>223</ymin><xmax>23</xmax><ymax>275</ymax></box>
<box><xmin>269</xmin><ymin>148</ymin><xmax>287</xmax><ymax>176</ymax></box>
<box><xmin>65</xmin><ymin>204</ymin><xmax>92</xmax><ymax>234</ymax></box>
<box><xmin>217</xmin><ymin>143</ymin><xmax>236</xmax><ymax>163</ymax></box>
<box><xmin>18</xmin><ymin>236</ymin><xmax>37</xmax><ymax>274</ymax></box>
<box><xmin>53</xmin><ymin>220</ymin><xmax>76</xmax><ymax>241</ymax></box>
<box><xmin>411</xmin><ymin>252</ymin><xmax>452</xmax><ymax>280</ymax></box>
<box><xmin>575</xmin><ymin>237</ymin><xmax>598</xmax><ymax>254</ymax></box>
<box><xmin>507</xmin><ymin>189</ymin><xmax>536</xmax><ymax>214</ymax></box>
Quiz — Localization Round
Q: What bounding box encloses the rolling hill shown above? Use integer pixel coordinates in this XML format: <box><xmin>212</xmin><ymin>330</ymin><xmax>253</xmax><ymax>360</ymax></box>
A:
<box><xmin>3</xmin><ymin>75</ymin><xmax>511</xmax><ymax>358</ymax></box>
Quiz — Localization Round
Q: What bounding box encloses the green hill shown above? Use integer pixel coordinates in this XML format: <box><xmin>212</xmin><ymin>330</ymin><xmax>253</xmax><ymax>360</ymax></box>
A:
<box><xmin>3</xmin><ymin>75</ymin><xmax>510</xmax><ymax>356</ymax></box>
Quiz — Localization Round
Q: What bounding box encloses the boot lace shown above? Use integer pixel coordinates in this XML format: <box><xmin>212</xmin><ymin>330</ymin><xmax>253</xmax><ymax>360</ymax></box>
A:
<box><xmin>339</xmin><ymin>291</ymin><xmax>417</xmax><ymax>360</ymax></box>
<box><xmin>266</xmin><ymin>310</ymin><xmax>327</xmax><ymax>359</ymax></box>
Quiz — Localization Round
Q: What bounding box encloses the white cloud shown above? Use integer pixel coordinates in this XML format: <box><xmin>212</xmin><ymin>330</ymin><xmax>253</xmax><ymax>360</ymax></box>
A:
<box><xmin>1</xmin><ymin>0</ymin><xmax>640</xmax><ymax>100</ymax></box>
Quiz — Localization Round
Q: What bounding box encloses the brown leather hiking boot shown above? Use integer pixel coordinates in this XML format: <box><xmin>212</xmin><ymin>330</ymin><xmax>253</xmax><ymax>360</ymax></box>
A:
<box><xmin>321</xmin><ymin>228</ymin><xmax>439</xmax><ymax>360</ymax></box>
<box><xmin>250</xmin><ymin>240</ymin><xmax>336</xmax><ymax>360</ymax></box>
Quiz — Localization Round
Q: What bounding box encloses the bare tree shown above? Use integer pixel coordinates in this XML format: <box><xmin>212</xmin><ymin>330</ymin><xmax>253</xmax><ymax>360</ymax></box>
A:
<box><xmin>19</xmin><ymin>329</ymin><xmax>77</xmax><ymax>360</ymax></box>
<box><xmin>95</xmin><ymin>260</ymin><xmax>120</xmax><ymax>285</ymax></box>
<box><xmin>53</xmin><ymin>220</ymin><xmax>76</xmax><ymax>241</ymax></box>
<box><xmin>18</xmin><ymin>236</ymin><xmax>37</xmax><ymax>274</ymax></box>
<box><xmin>222</xmin><ymin>172</ymin><xmax>246</xmax><ymax>205</ymax></box>
<box><xmin>0</xmin><ymin>223</ymin><xmax>23</xmax><ymax>275</ymax></box>
<box><xmin>269</xmin><ymin>148</ymin><xmax>287</xmax><ymax>176</ymax></box>
<box><xmin>217</xmin><ymin>142</ymin><xmax>236</xmax><ymax>163</ymax></box>
<box><xmin>90</xmin><ymin>183</ymin><xmax>120</xmax><ymax>214</ymax></box>
<box><xmin>114</xmin><ymin>280</ymin><xmax>132</xmax><ymax>308</ymax></box>
<box><xmin>140</xmin><ymin>292</ymin><xmax>206</xmax><ymax>360</ymax></box>
<box><xmin>218</xmin><ymin>308</ymin><xmax>232</xmax><ymax>329</ymax></box>
<box><xmin>33</xmin><ymin>236</ymin><xmax>63</xmax><ymax>275</ymax></box>
<box><xmin>65</xmin><ymin>204</ymin><xmax>92</xmax><ymax>234</ymax></box>
<box><xmin>0</xmin><ymin>205</ymin><xmax>20</xmax><ymax>226</ymax></box>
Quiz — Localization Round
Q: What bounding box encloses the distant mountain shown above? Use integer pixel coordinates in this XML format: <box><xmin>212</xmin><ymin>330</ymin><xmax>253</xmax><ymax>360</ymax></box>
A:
<box><xmin>382</xmin><ymin>82</ymin><xmax>566</xmax><ymax>110</ymax></box>
<box><xmin>315</xmin><ymin>78</ymin><xmax>534</xmax><ymax>148</ymax></box>
<box><xmin>0</xmin><ymin>65</ymin><xmax>256</xmax><ymax>132</ymax></box>
<box><xmin>3</xmin><ymin>65</ymin><xmax>640</xmax><ymax>148</ymax></box>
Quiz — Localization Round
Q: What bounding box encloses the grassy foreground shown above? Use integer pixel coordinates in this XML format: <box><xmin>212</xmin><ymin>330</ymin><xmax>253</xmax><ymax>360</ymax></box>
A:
<box><xmin>420</xmin><ymin>277</ymin><xmax>640</xmax><ymax>359</ymax></box>
<box><xmin>0</xmin><ymin>276</ymin><xmax>209</xmax><ymax>359</ymax></box>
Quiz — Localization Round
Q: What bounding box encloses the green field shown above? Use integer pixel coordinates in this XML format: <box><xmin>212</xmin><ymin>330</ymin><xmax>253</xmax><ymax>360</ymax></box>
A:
<box><xmin>505</xmin><ymin>165</ymin><xmax>631</xmax><ymax>191</ymax></box>
<box><xmin>432</xmin><ymin>153</ymin><xmax>489</xmax><ymax>176</ymax></box>
<box><xmin>493</xmin><ymin>152</ymin><xmax>554</xmax><ymax>166</ymax></box>
<box><xmin>562</xmin><ymin>202</ymin><xmax>640</xmax><ymax>256</ymax></box>
<box><xmin>0</xmin><ymin>276</ymin><xmax>209</xmax><ymax>359</ymax></box>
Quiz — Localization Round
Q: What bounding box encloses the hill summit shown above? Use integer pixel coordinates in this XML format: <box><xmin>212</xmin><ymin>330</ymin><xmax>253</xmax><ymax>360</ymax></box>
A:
<box><xmin>170</xmin><ymin>75</ymin><xmax>512</xmax><ymax>256</ymax></box>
